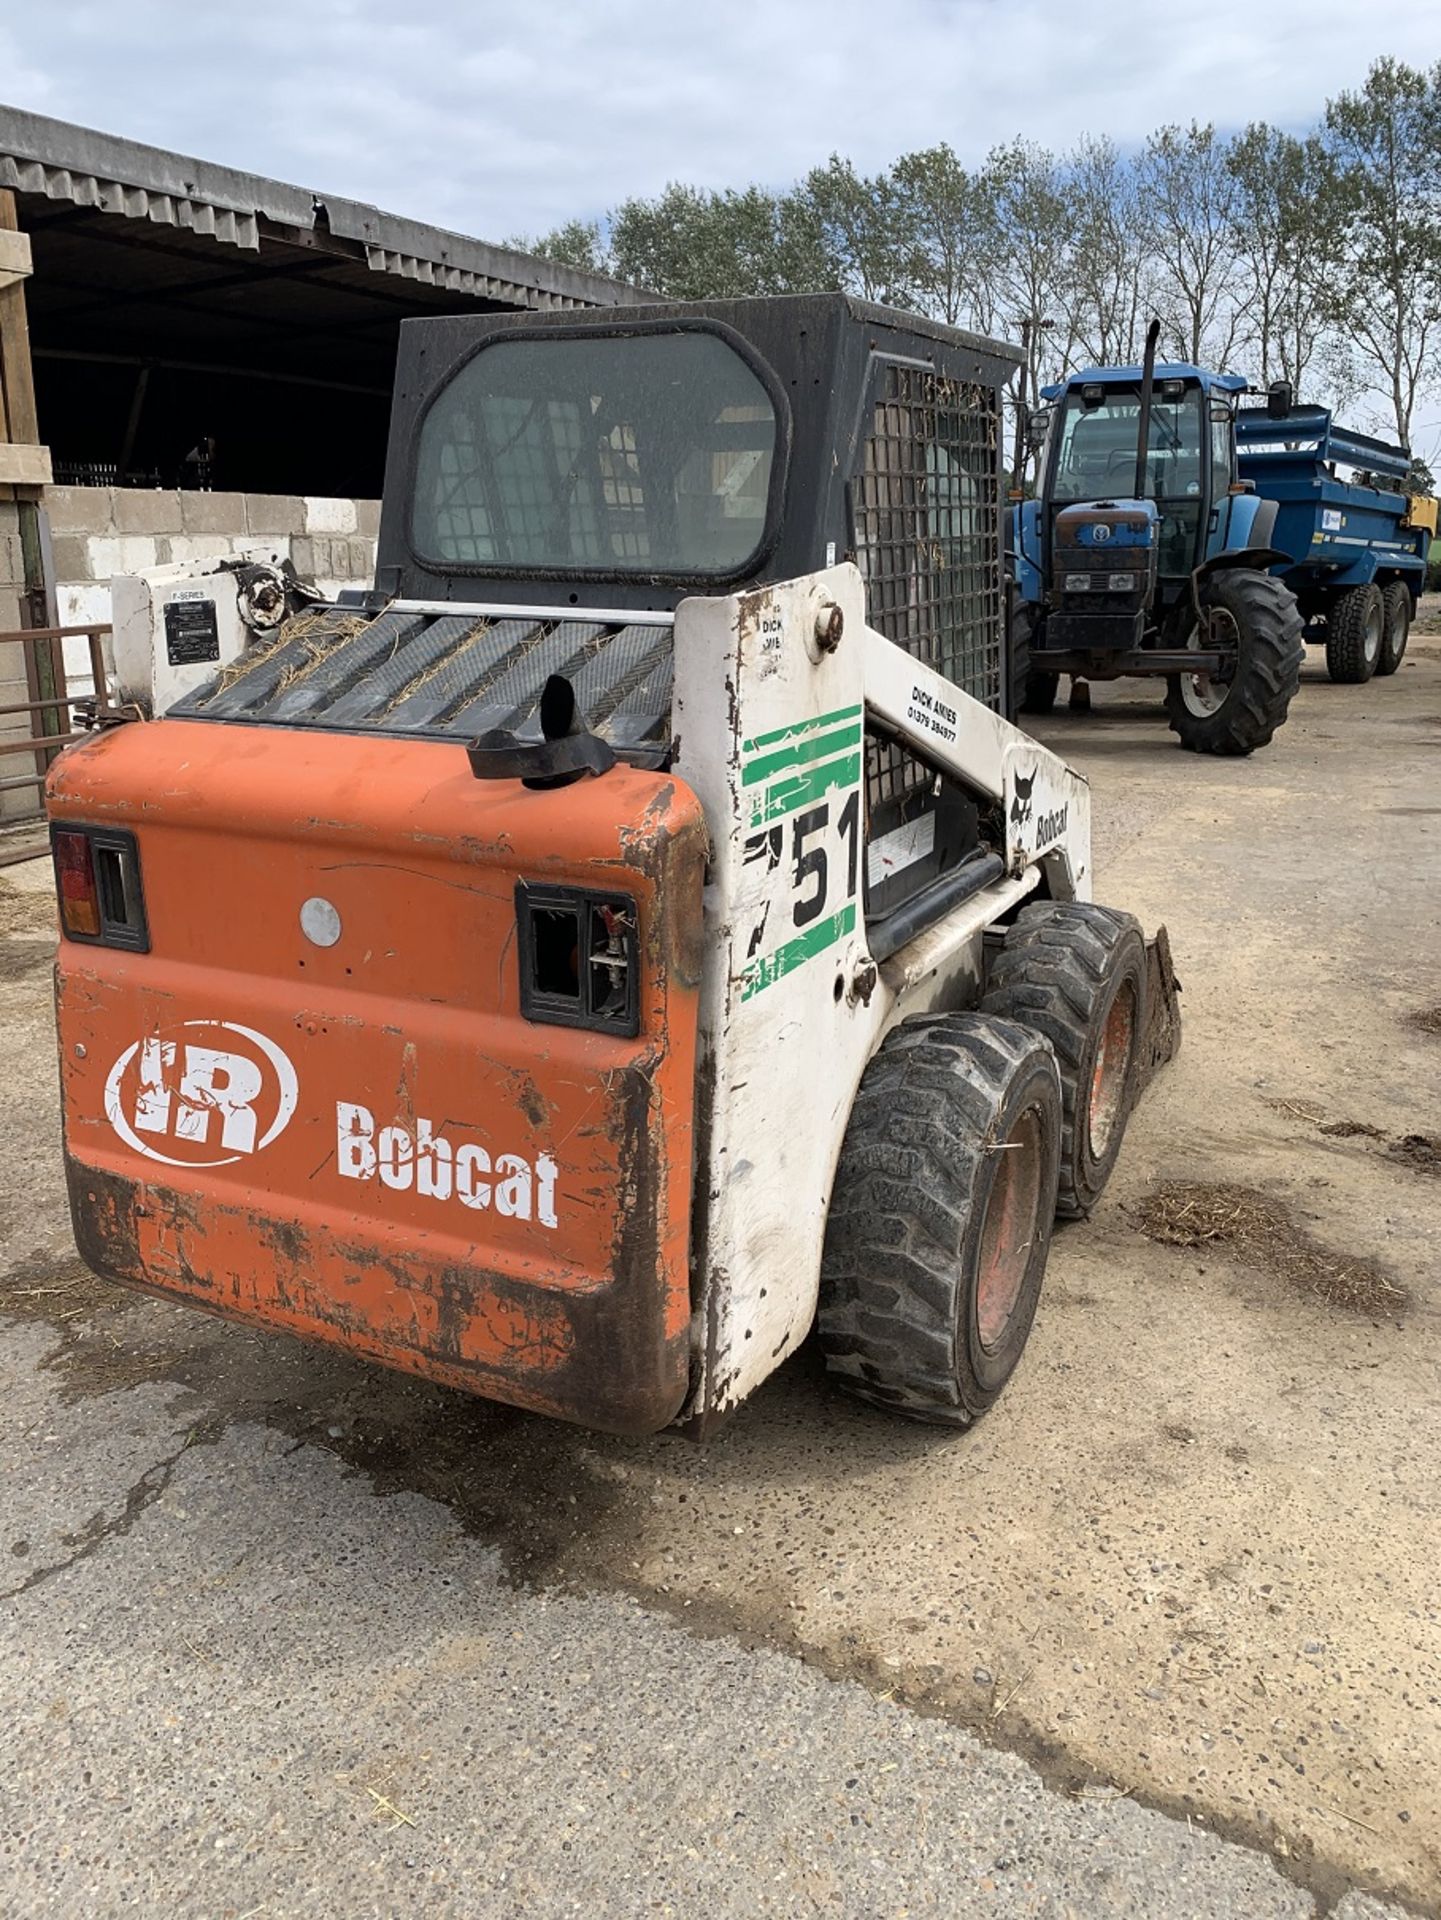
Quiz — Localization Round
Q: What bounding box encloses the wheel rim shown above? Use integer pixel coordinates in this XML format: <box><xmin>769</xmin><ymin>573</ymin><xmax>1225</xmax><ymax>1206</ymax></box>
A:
<box><xmin>1088</xmin><ymin>981</ymin><xmax>1137</xmax><ymax>1160</ymax></box>
<box><xmin>1181</xmin><ymin>606</ymin><xmax>1237</xmax><ymax>717</ymax></box>
<box><xmin>976</xmin><ymin>1105</ymin><xmax>1044</xmax><ymax>1351</ymax></box>
<box><xmin>1363</xmin><ymin>600</ymin><xmax>1382</xmax><ymax>666</ymax></box>
<box><xmin>1384</xmin><ymin>598</ymin><xmax>1405</xmax><ymax>655</ymax></box>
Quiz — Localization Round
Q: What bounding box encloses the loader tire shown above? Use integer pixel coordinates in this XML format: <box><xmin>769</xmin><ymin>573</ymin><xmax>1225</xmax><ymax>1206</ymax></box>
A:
<box><xmin>1163</xmin><ymin>569</ymin><xmax>1303</xmax><ymax>755</ymax></box>
<box><xmin>817</xmin><ymin>1013</ymin><xmax>1061</xmax><ymax>1427</ymax></box>
<box><xmin>1377</xmin><ymin>582</ymin><xmax>1411</xmax><ymax>677</ymax></box>
<box><xmin>1325</xmin><ymin>583</ymin><xmax>1383</xmax><ymax>683</ymax></box>
<box><xmin>981</xmin><ymin>901</ymin><xmax>1145</xmax><ymax>1219</ymax></box>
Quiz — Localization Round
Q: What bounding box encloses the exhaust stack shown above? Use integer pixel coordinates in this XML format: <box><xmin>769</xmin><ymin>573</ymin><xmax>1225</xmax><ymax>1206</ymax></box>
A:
<box><xmin>1134</xmin><ymin>318</ymin><xmax>1162</xmax><ymax>502</ymax></box>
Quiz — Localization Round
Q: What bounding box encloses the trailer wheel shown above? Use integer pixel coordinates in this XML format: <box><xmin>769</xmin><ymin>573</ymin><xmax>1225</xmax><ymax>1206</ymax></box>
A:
<box><xmin>981</xmin><ymin>901</ymin><xmax>1145</xmax><ymax>1218</ymax></box>
<box><xmin>818</xmin><ymin>1013</ymin><xmax>1061</xmax><ymax>1426</ymax></box>
<box><xmin>1325</xmin><ymin>584</ymin><xmax>1384</xmax><ymax>683</ymax></box>
<box><xmin>1163</xmin><ymin>569</ymin><xmax>1303</xmax><ymax>754</ymax></box>
<box><xmin>1377</xmin><ymin>583</ymin><xmax>1411</xmax><ymax>677</ymax></box>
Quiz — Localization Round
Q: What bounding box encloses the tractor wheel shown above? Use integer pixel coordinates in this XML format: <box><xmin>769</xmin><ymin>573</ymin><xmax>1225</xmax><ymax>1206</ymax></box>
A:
<box><xmin>818</xmin><ymin>1013</ymin><xmax>1061</xmax><ymax>1427</ymax></box>
<box><xmin>1022</xmin><ymin>669</ymin><xmax>1061</xmax><ymax>715</ymax></box>
<box><xmin>1163</xmin><ymin>569</ymin><xmax>1303</xmax><ymax>755</ymax></box>
<box><xmin>1008</xmin><ymin>596</ymin><xmax>1060</xmax><ymax>719</ymax></box>
<box><xmin>1377</xmin><ymin>582</ymin><xmax>1411</xmax><ymax>677</ymax></box>
<box><xmin>1325</xmin><ymin>584</ymin><xmax>1384</xmax><ymax>683</ymax></box>
<box><xmin>981</xmin><ymin>902</ymin><xmax>1145</xmax><ymax>1219</ymax></box>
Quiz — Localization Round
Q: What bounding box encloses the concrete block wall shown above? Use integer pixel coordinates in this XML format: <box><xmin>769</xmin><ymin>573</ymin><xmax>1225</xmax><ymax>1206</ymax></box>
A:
<box><xmin>48</xmin><ymin>488</ymin><xmax>381</xmax><ymax>655</ymax></box>
<box><xmin>1</xmin><ymin>488</ymin><xmax>379</xmax><ymax>825</ymax></box>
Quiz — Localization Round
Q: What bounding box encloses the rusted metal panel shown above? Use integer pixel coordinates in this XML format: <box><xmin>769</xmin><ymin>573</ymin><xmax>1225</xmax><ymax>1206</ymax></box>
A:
<box><xmin>50</xmin><ymin>720</ymin><xmax>706</xmax><ymax>1435</ymax></box>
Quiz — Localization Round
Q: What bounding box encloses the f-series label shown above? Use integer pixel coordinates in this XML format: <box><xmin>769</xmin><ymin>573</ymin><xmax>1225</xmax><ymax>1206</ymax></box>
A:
<box><xmin>337</xmin><ymin>1102</ymin><xmax>559</xmax><ymax>1228</ymax></box>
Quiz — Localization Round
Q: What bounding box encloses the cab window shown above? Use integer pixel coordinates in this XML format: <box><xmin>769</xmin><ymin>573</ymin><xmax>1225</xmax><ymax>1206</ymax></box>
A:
<box><xmin>411</xmin><ymin>329</ymin><xmax>780</xmax><ymax>578</ymax></box>
<box><xmin>1051</xmin><ymin>386</ymin><xmax>1205</xmax><ymax>504</ymax></box>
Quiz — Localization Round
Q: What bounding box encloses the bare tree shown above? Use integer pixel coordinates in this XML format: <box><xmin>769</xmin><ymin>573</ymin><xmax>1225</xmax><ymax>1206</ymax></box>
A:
<box><xmin>1226</xmin><ymin>126</ymin><xmax>1335</xmax><ymax>394</ymax></box>
<box><xmin>1318</xmin><ymin>57</ymin><xmax>1441</xmax><ymax>446</ymax></box>
<box><xmin>1064</xmin><ymin>138</ymin><xmax>1149</xmax><ymax>370</ymax></box>
<box><xmin>1138</xmin><ymin>123</ymin><xmax>1249</xmax><ymax>367</ymax></box>
<box><xmin>984</xmin><ymin>142</ymin><xmax>1071</xmax><ymax>387</ymax></box>
<box><xmin>891</xmin><ymin>144</ymin><xmax>998</xmax><ymax>332</ymax></box>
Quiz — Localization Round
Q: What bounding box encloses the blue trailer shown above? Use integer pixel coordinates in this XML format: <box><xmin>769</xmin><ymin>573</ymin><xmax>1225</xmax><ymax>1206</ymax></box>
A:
<box><xmin>1234</xmin><ymin>403</ymin><xmax>1436</xmax><ymax>682</ymax></box>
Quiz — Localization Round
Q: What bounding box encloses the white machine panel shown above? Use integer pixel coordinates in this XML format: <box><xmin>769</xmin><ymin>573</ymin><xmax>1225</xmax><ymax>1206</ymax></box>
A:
<box><xmin>110</xmin><ymin>548</ymin><xmax>291</xmax><ymax>717</ymax></box>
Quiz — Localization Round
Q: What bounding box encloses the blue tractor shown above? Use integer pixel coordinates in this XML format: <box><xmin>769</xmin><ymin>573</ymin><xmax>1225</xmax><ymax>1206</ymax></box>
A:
<box><xmin>1010</xmin><ymin>322</ymin><xmax>1304</xmax><ymax>754</ymax></box>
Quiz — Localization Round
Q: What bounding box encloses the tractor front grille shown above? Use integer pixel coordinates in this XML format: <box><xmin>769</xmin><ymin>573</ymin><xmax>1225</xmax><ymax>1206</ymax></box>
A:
<box><xmin>852</xmin><ymin>361</ymin><xmax>1004</xmax><ymax>811</ymax></box>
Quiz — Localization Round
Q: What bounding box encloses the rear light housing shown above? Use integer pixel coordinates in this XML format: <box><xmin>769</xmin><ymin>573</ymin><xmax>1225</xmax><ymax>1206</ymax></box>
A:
<box><xmin>516</xmin><ymin>882</ymin><xmax>639</xmax><ymax>1036</ymax></box>
<box><xmin>50</xmin><ymin>824</ymin><xmax>149</xmax><ymax>951</ymax></box>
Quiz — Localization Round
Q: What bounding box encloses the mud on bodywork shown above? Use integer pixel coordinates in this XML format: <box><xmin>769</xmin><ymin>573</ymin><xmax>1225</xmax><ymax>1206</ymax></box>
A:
<box><xmin>52</xmin><ymin>721</ymin><xmax>708</xmax><ymax>1437</ymax></box>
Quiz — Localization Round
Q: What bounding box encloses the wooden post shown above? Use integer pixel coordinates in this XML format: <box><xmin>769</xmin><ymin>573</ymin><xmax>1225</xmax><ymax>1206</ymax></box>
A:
<box><xmin>0</xmin><ymin>187</ymin><xmax>60</xmax><ymax>783</ymax></box>
<box><xmin>0</xmin><ymin>191</ymin><xmax>39</xmax><ymax>430</ymax></box>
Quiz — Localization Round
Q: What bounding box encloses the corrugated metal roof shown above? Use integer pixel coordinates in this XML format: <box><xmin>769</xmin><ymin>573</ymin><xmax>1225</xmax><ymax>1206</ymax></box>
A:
<box><xmin>0</xmin><ymin>102</ymin><xmax>641</xmax><ymax>313</ymax></box>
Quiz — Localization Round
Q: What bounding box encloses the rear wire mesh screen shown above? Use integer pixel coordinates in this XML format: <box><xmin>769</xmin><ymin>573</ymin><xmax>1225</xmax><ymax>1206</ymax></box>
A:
<box><xmin>853</xmin><ymin>361</ymin><xmax>1004</xmax><ymax>808</ymax></box>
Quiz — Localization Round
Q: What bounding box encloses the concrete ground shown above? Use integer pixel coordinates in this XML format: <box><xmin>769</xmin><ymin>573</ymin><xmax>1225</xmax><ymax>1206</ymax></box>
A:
<box><xmin>2</xmin><ymin>618</ymin><xmax>1438</xmax><ymax>1917</ymax></box>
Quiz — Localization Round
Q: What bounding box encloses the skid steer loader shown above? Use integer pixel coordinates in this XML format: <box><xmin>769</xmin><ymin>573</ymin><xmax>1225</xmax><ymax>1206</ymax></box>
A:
<box><xmin>48</xmin><ymin>295</ymin><xmax>1178</xmax><ymax>1436</ymax></box>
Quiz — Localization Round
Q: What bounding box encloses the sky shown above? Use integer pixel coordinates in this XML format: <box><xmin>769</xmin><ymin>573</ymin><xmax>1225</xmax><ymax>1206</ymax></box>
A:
<box><xmin>1</xmin><ymin>1</ymin><xmax>1435</xmax><ymax>244</ymax></box>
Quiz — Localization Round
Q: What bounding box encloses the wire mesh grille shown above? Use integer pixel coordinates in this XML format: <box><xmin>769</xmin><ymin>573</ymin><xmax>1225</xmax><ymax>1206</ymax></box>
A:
<box><xmin>853</xmin><ymin>361</ymin><xmax>1004</xmax><ymax>809</ymax></box>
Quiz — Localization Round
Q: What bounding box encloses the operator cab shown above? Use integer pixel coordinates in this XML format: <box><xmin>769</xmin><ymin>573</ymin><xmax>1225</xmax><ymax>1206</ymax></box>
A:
<box><xmin>184</xmin><ymin>294</ymin><xmax>1022</xmax><ymax>922</ymax></box>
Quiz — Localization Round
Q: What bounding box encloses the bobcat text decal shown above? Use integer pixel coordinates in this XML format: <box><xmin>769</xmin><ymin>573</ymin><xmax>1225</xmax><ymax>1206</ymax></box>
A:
<box><xmin>1035</xmin><ymin>803</ymin><xmax>1069</xmax><ymax>845</ymax></box>
<box><xmin>336</xmin><ymin>1103</ymin><xmax>559</xmax><ymax>1228</ymax></box>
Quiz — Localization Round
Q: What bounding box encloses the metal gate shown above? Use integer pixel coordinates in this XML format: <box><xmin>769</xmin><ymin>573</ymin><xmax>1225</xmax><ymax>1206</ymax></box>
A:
<box><xmin>0</xmin><ymin>620</ymin><xmax>113</xmax><ymax>867</ymax></box>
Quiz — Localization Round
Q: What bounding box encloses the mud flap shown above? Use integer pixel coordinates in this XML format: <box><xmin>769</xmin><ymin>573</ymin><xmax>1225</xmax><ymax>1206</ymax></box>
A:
<box><xmin>1137</xmin><ymin>925</ymin><xmax>1182</xmax><ymax>1094</ymax></box>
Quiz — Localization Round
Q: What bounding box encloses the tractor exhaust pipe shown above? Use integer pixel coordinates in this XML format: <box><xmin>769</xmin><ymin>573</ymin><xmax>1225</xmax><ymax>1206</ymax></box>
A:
<box><xmin>1134</xmin><ymin>318</ymin><xmax>1162</xmax><ymax>501</ymax></box>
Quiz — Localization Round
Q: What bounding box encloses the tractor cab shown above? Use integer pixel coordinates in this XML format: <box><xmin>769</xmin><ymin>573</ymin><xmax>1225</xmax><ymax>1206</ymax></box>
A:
<box><xmin>1035</xmin><ymin>364</ymin><xmax>1247</xmax><ymax>590</ymax></box>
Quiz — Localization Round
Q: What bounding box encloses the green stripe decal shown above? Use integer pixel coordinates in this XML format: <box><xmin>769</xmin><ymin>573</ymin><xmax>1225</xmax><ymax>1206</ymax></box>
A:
<box><xmin>749</xmin><ymin>751</ymin><xmax>861</xmax><ymax>827</ymax></box>
<box><xmin>741</xmin><ymin>903</ymin><xmax>856</xmax><ymax>1002</ymax></box>
<box><xmin>742</xmin><ymin>702</ymin><xmax>862</xmax><ymax>759</ymax></box>
<box><xmin>743</xmin><ymin>720</ymin><xmax>862</xmax><ymax>788</ymax></box>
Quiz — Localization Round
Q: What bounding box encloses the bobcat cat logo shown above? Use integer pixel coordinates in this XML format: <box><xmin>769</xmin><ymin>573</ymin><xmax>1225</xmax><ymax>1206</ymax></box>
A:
<box><xmin>1010</xmin><ymin>770</ymin><xmax>1035</xmax><ymax>829</ymax></box>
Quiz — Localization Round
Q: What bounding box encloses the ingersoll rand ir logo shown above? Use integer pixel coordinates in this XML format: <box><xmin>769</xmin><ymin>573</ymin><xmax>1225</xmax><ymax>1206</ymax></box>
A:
<box><xmin>104</xmin><ymin>1021</ymin><xmax>299</xmax><ymax>1169</ymax></box>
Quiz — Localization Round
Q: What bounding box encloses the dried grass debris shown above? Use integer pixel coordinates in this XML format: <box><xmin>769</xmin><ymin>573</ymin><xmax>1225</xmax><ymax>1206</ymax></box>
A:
<box><xmin>1134</xmin><ymin>1182</ymin><xmax>1410</xmax><ymax>1317</ymax></box>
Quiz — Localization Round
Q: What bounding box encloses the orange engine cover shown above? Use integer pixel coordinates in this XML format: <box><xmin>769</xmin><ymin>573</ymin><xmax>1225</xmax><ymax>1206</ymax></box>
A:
<box><xmin>49</xmin><ymin>719</ymin><xmax>707</xmax><ymax>1434</ymax></box>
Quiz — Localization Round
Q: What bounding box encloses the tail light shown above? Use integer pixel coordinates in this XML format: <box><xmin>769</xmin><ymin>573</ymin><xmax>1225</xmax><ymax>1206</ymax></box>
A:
<box><xmin>516</xmin><ymin>883</ymin><xmax>638</xmax><ymax>1036</ymax></box>
<box><xmin>50</xmin><ymin>825</ymin><xmax>149</xmax><ymax>952</ymax></box>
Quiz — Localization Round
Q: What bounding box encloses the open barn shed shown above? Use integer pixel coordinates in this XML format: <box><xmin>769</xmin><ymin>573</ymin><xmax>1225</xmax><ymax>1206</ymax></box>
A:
<box><xmin>0</xmin><ymin>103</ymin><xmax>640</xmax><ymax>497</ymax></box>
<box><xmin>0</xmin><ymin>104</ymin><xmax>640</xmax><ymax>835</ymax></box>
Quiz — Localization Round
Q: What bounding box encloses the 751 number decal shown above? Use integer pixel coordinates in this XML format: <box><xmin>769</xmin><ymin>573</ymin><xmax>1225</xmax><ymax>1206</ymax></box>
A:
<box><xmin>791</xmin><ymin>790</ymin><xmax>859</xmax><ymax>928</ymax></box>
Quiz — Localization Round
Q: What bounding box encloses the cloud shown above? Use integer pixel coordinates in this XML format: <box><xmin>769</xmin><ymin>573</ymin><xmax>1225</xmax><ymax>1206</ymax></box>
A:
<box><xmin>0</xmin><ymin>23</ymin><xmax>57</xmax><ymax>108</ymax></box>
<box><xmin>4</xmin><ymin>0</ymin><xmax>1433</xmax><ymax>241</ymax></box>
